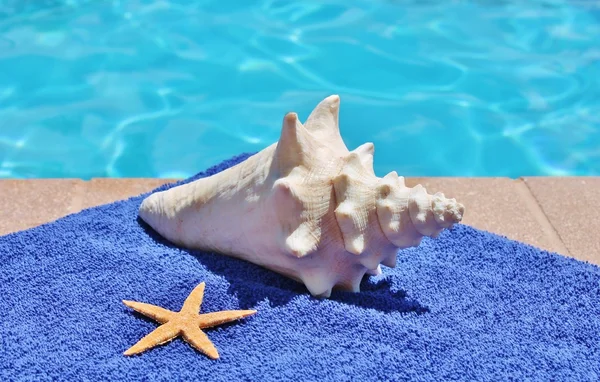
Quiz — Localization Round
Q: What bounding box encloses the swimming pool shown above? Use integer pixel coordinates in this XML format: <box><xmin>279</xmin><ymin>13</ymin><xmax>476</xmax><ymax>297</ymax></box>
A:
<box><xmin>0</xmin><ymin>0</ymin><xmax>598</xmax><ymax>179</ymax></box>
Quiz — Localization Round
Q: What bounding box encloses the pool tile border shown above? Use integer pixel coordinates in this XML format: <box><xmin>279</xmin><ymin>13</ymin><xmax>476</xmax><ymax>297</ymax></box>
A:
<box><xmin>1</xmin><ymin>177</ymin><xmax>598</xmax><ymax>266</ymax></box>
<box><xmin>522</xmin><ymin>177</ymin><xmax>600</xmax><ymax>264</ymax></box>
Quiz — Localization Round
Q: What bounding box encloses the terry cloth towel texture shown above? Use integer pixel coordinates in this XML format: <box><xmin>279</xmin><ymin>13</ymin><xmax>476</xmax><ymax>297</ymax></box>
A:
<box><xmin>1</xmin><ymin>153</ymin><xmax>600</xmax><ymax>382</ymax></box>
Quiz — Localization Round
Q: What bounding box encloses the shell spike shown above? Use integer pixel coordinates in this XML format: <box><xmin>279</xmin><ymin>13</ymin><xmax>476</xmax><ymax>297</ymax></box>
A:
<box><xmin>381</xmin><ymin>248</ymin><xmax>398</xmax><ymax>268</ymax></box>
<box><xmin>432</xmin><ymin>193</ymin><xmax>465</xmax><ymax>228</ymax></box>
<box><xmin>303</xmin><ymin>95</ymin><xmax>347</xmax><ymax>154</ymax></box>
<box><xmin>381</xmin><ymin>255</ymin><xmax>397</xmax><ymax>268</ymax></box>
<box><xmin>274</xmin><ymin>112</ymin><xmax>309</xmax><ymax>175</ymax></box>
<box><xmin>408</xmin><ymin>184</ymin><xmax>440</xmax><ymax>237</ymax></box>
<box><xmin>351</xmin><ymin>142</ymin><xmax>375</xmax><ymax>175</ymax></box>
<box><xmin>334</xmin><ymin>199</ymin><xmax>366</xmax><ymax>255</ymax></box>
<box><xmin>283</xmin><ymin>223</ymin><xmax>318</xmax><ymax>258</ymax></box>
<box><xmin>383</xmin><ymin>171</ymin><xmax>399</xmax><ymax>181</ymax></box>
<box><xmin>366</xmin><ymin>264</ymin><xmax>382</xmax><ymax>276</ymax></box>
<box><xmin>305</xmin><ymin>94</ymin><xmax>340</xmax><ymax>132</ymax></box>
<box><xmin>337</xmin><ymin>269</ymin><xmax>366</xmax><ymax>293</ymax></box>
<box><xmin>332</xmin><ymin>170</ymin><xmax>368</xmax><ymax>255</ymax></box>
<box><xmin>397</xmin><ymin>176</ymin><xmax>406</xmax><ymax>187</ymax></box>
<box><xmin>301</xmin><ymin>271</ymin><xmax>334</xmax><ymax>298</ymax></box>
<box><xmin>333</xmin><ymin>152</ymin><xmax>380</xmax><ymax>256</ymax></box>
<box><xmin>360</xmin><ymin>253</ymin><xmax>381</xmax><ymax>274</ymax></box>
<box><xmin>272</xmin><ymin>179</ymin><xmax>319</xmax><ymax>257</ymax></box>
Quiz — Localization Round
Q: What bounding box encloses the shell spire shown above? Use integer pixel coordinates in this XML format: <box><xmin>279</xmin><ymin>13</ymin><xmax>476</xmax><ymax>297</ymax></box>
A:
<box><xmin>375</xmin><ymin>173</ymin><xmax>464</xmax><ymax>249</ymax></box>
<box><xmin>138</xmin><ymin>95</ymin><xmax>465</xmax><ymax>298</ymax></box>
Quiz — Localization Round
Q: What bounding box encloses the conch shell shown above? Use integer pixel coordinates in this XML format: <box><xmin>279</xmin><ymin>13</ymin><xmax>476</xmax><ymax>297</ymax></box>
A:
<box><xmin>139</xmin><ymin>95</ymin><xmax>465</xmax><ymax>298</ymax></box>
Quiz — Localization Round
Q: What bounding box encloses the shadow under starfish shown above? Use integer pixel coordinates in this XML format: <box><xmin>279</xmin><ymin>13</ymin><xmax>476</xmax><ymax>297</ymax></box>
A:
<box><xmin>123</xmin><ymin>282</ymin><xmax>256</xmax><ymax>359</ymax></box>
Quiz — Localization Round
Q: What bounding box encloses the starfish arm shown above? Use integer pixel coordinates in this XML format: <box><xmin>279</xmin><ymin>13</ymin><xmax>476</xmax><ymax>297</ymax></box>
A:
<box><xmin>199</xmin><ymin>310</ymin><xmax>257</xmax><ymax>329</ymax></box>
<box><xmin>180</xmin><ymin>282</ymin><xmax>206</xmax><ymax>314</ymax></box>
<box><xmin>123</xmin><ymin>300</ymin><xmax>177</xmax><ymax>324</ymax></box>
<box><xmin>124</xmin><ymin>321</ymin><xmax>181</xmax><ymax>356</ymax></box>
<box><xmin>182</xmin><ymin>326</ymin><xmax>220</xmax><ymax>360</ymax></box>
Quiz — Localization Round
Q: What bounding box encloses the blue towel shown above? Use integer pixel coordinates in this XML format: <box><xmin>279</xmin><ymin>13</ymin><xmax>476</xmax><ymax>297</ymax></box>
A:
<box><xmin>1</xmin><ymin>153</ymin><xmax>599</xmax><ymax>381</ymax></box>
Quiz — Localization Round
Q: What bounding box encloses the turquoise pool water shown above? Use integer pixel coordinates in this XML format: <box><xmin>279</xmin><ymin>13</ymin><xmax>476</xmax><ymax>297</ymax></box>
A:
<box><xmin>0</xmin><ymin>0</ymin><xmax>599</xmax><ymax>179</ymax></box>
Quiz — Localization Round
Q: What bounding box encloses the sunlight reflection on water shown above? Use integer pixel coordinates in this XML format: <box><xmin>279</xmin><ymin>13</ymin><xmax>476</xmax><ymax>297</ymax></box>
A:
<box><xmin>0</xmin><ymin>0</ymin><xmax>598</xmax><ymax>178</ymax></box>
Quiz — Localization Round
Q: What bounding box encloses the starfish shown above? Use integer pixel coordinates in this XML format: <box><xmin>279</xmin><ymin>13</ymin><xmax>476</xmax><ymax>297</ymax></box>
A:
<box><xmin>123</xmin><ymin>282</ymin><xmax>256</xmax><ymax>359</ymax></box>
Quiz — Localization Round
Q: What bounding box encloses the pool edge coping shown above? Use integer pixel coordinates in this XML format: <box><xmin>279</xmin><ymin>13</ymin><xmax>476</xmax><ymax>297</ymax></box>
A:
<box><xmin>1</xmin><ymin>176</ymin><xmax>598</xmax><ymax>266</ymax></box>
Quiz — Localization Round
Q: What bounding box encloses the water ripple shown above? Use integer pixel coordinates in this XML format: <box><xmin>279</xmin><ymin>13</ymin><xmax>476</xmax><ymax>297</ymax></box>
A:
<box><xmin>0</xmin><ymin>0</ymin><xmax>599</xmax><ymax>178</ymax></box>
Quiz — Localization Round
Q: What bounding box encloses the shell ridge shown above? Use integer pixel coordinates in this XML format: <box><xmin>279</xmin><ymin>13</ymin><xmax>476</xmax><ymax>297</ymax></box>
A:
<box><xmin>271</xmin><ymin>178</ymin><xmax>319</xmax><ymax>258</ymax></box>
<box><xmin>332</xmin><ymin>154</ymin><xmax>377</xmax><ymax>256</ymax></box>
<box><xmin>408</xmin><ymin>185</ymin><xmax>444</xmax><ymax>237</ymax></box>
<box><xmin>376</xmin><ymin>177</ymin><xmax>424</xmax><ymax>248</ymax></box>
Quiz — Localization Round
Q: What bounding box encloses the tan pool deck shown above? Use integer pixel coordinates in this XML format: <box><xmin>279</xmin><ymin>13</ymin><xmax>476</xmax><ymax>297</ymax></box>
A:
<box><xmin>1</xmin><ymin>177</ymin><xmax>598</xmax><ymax>266</ymax></box>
